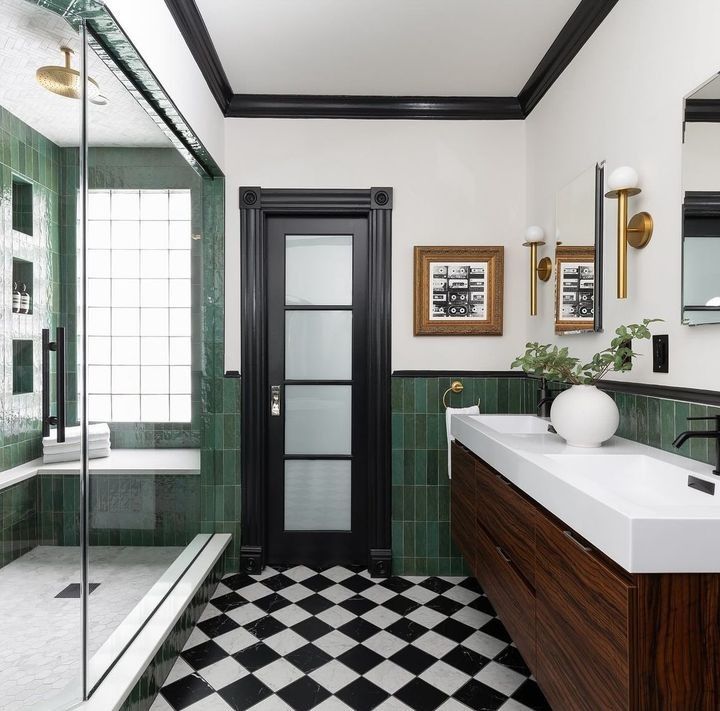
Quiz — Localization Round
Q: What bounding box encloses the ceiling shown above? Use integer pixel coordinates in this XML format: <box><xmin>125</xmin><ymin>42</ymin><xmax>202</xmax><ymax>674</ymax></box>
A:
<box><xmin>0</xmin><ymin>0</ymin><xmax>171</xmax><ymax>147</ymax></box>
<box><xmin>194</xmin><ymin>0</ymin><xmax>580</xmax><ymax>96</ymax></box>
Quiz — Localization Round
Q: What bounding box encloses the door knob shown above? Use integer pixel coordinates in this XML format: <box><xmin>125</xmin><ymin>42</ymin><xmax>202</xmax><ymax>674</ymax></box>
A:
<box><xmin>271</xmin><ymin>385</ymin><xmax>281</xmax><ymax>416</ymax></box>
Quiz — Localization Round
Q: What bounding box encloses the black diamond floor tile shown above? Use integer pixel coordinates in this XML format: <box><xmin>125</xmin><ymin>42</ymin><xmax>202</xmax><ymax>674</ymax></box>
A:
<box><xmin>336</xmin><ymin>677</ymin><xmax>390</xmax><ymax>710</ymax></box>
<box><xmin>454</xmin><ymin>679</ymin><xmax>508</xmax><ymax>710</ymax></box>
<box><xmin>277</xmin><ymin>675</ymin><xmax>332</xmax><ymax>711</ymax></box>
<box><xmin>217</xmin><ymin>674</ymin><xmax>273</xmax><ymax>710</ymax></box>
<box><xmin>180</xmin><ymin>640</ymin><xmax>228</xmax><ymax>670</ymax></box>
<box><xmin>159</xmin><ymin>566</ymin><xmax>550</xmax><ymax>711</ymax></box>
<box><xmin>55</xmin><ymin>582</ymin><xmax>100</xmax><ymax>598</ymax></box>
<box><xmin>395</xmin><ymin>677</ymin><xmax>449</xmax><ymax>711</ymax></box>
<box><xmin>284</xmin><ymin>643</ymin><xmax>333</xmax><ymax>673</ymax></box>
<box><xmin>161</xmin><ymin>673</ymin><xmax>214</xmax><ymax>710</ymax></box>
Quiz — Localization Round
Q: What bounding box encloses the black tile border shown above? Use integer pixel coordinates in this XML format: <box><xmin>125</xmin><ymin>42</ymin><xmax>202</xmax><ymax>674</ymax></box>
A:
<box><xmin>165</xmin><ymin>0</ymin><xmax>619</xmax><ymax>120</ymax></box>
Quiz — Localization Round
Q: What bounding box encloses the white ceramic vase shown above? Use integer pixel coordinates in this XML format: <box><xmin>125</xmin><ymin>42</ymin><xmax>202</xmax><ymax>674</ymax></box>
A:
<box><xmin>550</xmin><ymin>384</ymin><xmax>619</xmax><ymax>448</ymax></box>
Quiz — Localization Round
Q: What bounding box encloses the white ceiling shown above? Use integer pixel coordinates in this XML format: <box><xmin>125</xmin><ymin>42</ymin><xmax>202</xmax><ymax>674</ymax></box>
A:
<box><xmin>195</xmin><ymin>0</ymin><xmax>580</xmax><ymax>96</ymax></box>
<box><xmin>0</xmin><ymin>0</ymin><xmax>171</xmax><ymax>147</ymax></box>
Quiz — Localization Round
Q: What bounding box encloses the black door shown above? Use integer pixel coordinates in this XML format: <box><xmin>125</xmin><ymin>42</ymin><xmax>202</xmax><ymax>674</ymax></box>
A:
<box><xmin>265</xmin><ymin>216</ymin><xmax>370</xmax><ymax>567</ymax></box>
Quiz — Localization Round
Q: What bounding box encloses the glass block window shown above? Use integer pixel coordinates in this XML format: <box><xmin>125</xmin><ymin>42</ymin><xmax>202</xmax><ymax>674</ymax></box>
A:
<box><xmin>86</xmin><ymin>189</ymin><xmax>192</xmax><ymax>422</ymax></box>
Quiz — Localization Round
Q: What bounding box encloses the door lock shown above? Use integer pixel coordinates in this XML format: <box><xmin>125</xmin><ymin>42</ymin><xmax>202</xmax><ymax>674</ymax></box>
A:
<box><xmin>271</xmin><ymin>385</ymin><xmax>281</xmax><ymax>416</ymax></box>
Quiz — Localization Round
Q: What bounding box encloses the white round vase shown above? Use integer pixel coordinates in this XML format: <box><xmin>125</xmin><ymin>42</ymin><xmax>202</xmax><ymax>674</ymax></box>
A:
<box><xmin>550</xmin><ymin>385</ymin><xmax>619</xmax><ymax>448</ymax></box>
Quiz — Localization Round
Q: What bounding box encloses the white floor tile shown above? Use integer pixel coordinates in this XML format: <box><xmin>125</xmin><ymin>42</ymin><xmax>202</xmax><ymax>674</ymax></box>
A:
<box><xmin>312</xmin><ymin>697</ymin><xmax>354</xmax><ymax>710</ymax></box>
<box><xmin>226</xmin><ymin>603</ymin><xmax>265</xmax><ymax>626</ymax></box>
<box><xmin>309</xmin><ymin>659</ymin><xmax>359</xmax><ymax>692</ymax></box>
<box><xmin>450</xmin><ymin>606</ymin><xmax>492</xmax><ymax>629</ymax></box>
<box><xmin>253</xmin><ymin>657</ymin><xmax>305</xmax><ymax>691</ymax></box>
<box><xmin>361</xmin><ymin>606</ymin><xmax>402</xmax><ymax>629</ymax></box>
<box><xmin>199</xmin><ymin>656</ymin><xmax>249</xmax><ymax>689</ymax></box>
<box><xmin>283</xmin><ymin>565</ymin><xmax>316</xmax><ymax>582</ymax></box>
<box><xmin>374</xmin><ymin>698</ymin><xmax>415</xmax><ymax>711</ymax></box>
<box><xmin>362</xmin><ymin>630</ymin><xmax>407</xmax><ymax>658</ymax></box>
<box><xmin>359</xmin><ymin>585</ymin><xmax>396</xmax><ymax>604</ymax></box>
<box><xmin>199</xmin><ymin>604</ymin><xmax>222</xmax><ymax>622</ymax></box>
<box><xmin>364</xmin><ymin>659</ymin><xmax>415</xmax><ymax>694</ymax></box>
<box><xmin>185</xmin><ymin>693</ymin><xmax>234</xmax><ymax>711</ymax></box>
<box><xmin>406</xmin><ymin>605</ymin><xmax>445</xmax><ymax>629</ymax></box>
<box><xmin>461</xmin><ymin>631</ymin><xmax>508</xmax><ymax>658</ymax></box>
<box><xmin>321</xmin><ymin>566</ymin><xmax>355</xmax><ymax>583</ymax></box>
<box><xmin>442</xmin><ymin>586</ymin><xmax>480</xmax><ymax>604</ymax></box>
<box><xmin>238</xmin><ymin>582</ymin><xmax>273</xmax><ymax>601</ymax></box>
<box><xmin>164</xmin><ymin>657</ymin><xmax>194</xmax><ymax>685</ymax></box>
<box><xmin>211</xmin><ymin>582</ymin><xmax>232</xmax><ymax>599</ymax></box>
<box><xmin>412</xmin><ymin>630</ymin><xmax>457</xmax><ymax>658</ymax></box>
<box><xmin>419</xmin><ymin>660</ymin><xmax>471</xmax><ymax>695</ymax></box>
<box><xmin>475</xmin><ymin>661</ymin><xmax>526</xmax><ymax>696</ymax></box>
<box><xmin>262</xmin><ymin>629</ymin><xmax>307</xmax><ymax>655</ymax></box>
<box><xmin>247</xmin><ymin>696</ymin><xmax>293</xmax><ymax>711</ymax></box>
<box><xmin>313</xmin><ymin>630</ymin><xmax>356</xmax><ymax>657</ymax></box>
<box><xmin>269</xmin><ymin>603</ymin><xmax>311</xmax><ymax>627</ymax></box>
<box><xmin>278</xmin><ymin>583</ymin><xmax>314</xmax><ymax>602</ymax></box>
<box><xmin>319</xmin><ymin>584</ymin><xmax>356</xmax><ymax>604</ymax></box>
<box><xmin>499</xmin><ymin>700</ymin><xmax>535</xmax><ymax>711</ymax></box>
<box><xmin>183</xmin><ymin>628</ymin><xmax>210</xmax><ymax>650</ymax></box>
<box><xmin>316</xmin><ymin>605</ymin><xmax>355</xmax><ymax>629</ymax></box>
<box><xmin>214</xmin><ymin>626</ymin><xmax>258</xmax><ymax>654</ymax></box>
<box><xmin>401</xmin><ymin>585</ymin><xmax>437</xmax><ymax>605</ymax></box>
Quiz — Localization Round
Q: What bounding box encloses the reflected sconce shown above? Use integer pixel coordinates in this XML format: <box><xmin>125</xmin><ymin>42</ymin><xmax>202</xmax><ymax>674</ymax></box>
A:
<box><xmin>523</xmin><ymin>225</ymin><xmax>552</xmax><ymax>316</ymax></box>
<box><xmin>604</xmin><ymin>166</ymin><xmax>653</xmax><ymax>299</ymax></box>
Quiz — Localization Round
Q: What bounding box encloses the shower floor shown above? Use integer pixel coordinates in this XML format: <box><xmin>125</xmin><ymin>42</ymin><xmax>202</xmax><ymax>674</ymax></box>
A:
<box><xmin>0</xmin><ymin>545</ymin><xmax>183</xmax><ymax>710</ymax></box>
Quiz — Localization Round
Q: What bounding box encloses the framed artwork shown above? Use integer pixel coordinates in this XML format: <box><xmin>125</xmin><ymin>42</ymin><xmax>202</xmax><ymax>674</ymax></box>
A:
<box><xmin>554</xmin><ymin>245</ymin><xmax>595</xmax><ymax>333</ymax></box>
<box><xmin>413</xmin><ymin>246</ymin><xmax>504</xmax><ymax>336</ymax></box>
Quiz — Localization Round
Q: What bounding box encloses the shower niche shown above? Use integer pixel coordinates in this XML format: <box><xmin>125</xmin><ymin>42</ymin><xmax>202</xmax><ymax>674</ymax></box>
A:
<box><xmin>11</xmin><ymin>258</ymin><xmax>33</xmax><ymax>314</ymax></box>
<box><xmin>12</xmin><ymin>339</ymin><xmax>33</xmax><ymax>394</ymax></box>
<box><xmin>11</xmin><ymin>176</ymin><xmax>33</xmax><ymax>236</ymax></box>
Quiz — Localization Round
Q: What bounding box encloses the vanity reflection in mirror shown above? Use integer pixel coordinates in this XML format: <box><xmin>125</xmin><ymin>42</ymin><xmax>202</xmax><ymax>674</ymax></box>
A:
<box><xmin>553</xmin><ymin>163</ymin><xmax>604</xmax><ymax>334</ymax></box>
<box><xmin>682</xmin><ymin>74</ymin><xmax>720</xmax><ymax>326</ymax></box>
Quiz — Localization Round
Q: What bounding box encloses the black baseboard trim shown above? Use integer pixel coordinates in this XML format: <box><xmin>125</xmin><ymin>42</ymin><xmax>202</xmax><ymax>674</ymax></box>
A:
<box><xmin>597</xmin><ymin>380</ymin><xmax>720</xmax><ymax>408</ymax></box>
<box><xmin>369</xmin><ymin>549</ymin><xmax>392</xmax><ymax>578</ymax></box>
<box><xmin>391</xmin><ymin>370</ymin><xmax>524</xmax><ymax>379</ymax></box>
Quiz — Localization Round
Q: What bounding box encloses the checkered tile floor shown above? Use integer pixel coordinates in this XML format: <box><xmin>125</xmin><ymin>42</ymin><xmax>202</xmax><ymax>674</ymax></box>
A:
<box><xmin>152</xmin><ymin>565</ymin><xmax>551</xmax><ymax>711</ymax></box>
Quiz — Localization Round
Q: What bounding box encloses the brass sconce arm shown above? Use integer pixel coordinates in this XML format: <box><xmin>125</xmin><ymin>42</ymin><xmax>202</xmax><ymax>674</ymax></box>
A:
<box><xmin>524</xmin><ymin>227</ymin><xmax>552</xmax><ymax>316</ymax></box>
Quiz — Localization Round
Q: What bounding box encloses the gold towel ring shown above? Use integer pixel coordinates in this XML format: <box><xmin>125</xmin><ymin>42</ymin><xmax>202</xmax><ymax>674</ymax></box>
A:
<box><xmin>442</xmin><ymin>380</ymin><xmax>464</xmax><ymax>408</ymax></box>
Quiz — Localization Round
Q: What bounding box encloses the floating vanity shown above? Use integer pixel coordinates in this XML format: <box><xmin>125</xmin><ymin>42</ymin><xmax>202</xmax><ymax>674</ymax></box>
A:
<box><xmin>451</xmin><ymin>414</ymin><xmax>720</xmax><ymax>711</ymax></box>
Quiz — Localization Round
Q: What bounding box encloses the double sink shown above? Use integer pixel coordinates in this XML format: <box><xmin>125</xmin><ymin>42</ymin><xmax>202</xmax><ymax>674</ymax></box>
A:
<box><xmin>451</xmin><ymin>414</ymin><xmax>720</xmax><ymax>573</ymax></box>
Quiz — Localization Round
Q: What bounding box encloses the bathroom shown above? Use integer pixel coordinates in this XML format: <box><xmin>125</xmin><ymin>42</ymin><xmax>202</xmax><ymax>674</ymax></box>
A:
<box><xmin>0</xmin><ymin>0</ymin><xmax>719</xmax><ymax>709</ymax></box>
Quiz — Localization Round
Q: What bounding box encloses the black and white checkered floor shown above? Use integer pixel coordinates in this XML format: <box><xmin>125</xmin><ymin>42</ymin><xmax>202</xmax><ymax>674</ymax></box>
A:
<box><xmin>152</xmin><ymin>565</ymin><xmax>551</xmax><ymax>711</ymax></box>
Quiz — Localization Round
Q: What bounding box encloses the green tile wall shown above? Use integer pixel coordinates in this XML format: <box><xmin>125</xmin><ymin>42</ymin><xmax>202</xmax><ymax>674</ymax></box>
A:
<box><xmin>0</xmin><ymin>478</ymin><xmax>38</xmax><ymax>568</ymax></box>
<box><xmin>391</xmin><ymin>375</ymin><xmax>528</xmax><ymax>576</ymax></box>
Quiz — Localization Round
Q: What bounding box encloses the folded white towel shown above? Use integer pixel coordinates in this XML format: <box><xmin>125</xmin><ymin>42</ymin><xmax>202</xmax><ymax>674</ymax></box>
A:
<box><xmin>43</xmin><ymin>438</ymin><xmax>110</xmax><ymax>455</ymax></box>
<box><xmin>43</xmin><ymin>423</ymin><xmax>110</xmax><ymax>446</ymax></box>
<box><xmin>43</xmin><ymin>447</ymin><xmax>111</xmax><ymax>464</ymax></box>
<box><xmin>446</xmin><ymin>406</ymin><xmax>480</xmax><ymax>479</ymax></box>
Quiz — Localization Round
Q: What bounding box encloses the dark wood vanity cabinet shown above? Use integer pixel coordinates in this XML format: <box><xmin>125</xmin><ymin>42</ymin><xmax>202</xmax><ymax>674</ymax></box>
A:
<box><xmin>450</xmin><ymin>441</ymin><xmax>720</xmax><ymax>711</ymax></box>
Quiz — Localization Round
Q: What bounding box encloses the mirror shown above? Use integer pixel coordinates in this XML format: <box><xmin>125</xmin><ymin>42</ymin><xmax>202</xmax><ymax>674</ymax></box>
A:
<box><xmin>682</xmin><ymin>74</ymin><xmax>720</xmax><ymax>326</ymax></box>
<box><xmin>554</xmin><ymin>163</ymin><xmax>604</xmax><ymax>334</ymax></box>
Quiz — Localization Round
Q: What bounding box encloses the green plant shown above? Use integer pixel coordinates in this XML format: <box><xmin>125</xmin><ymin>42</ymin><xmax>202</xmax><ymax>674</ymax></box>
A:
<box><xmin>511</xmin><ymin>319</ymin><xmax>662</xmax><ymax>385</ymax></box>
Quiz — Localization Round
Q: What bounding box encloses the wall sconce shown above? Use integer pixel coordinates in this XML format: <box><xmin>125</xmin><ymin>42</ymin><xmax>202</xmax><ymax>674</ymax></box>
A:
<box><xmin>604</xmin><ymin>166</ymin><xmax>653</xmax><ymax>299</ymax></box>
<box><xmin>523</xmin><ymin>225</ymin><xmax>552</xmax><ymax>316</ymax></box>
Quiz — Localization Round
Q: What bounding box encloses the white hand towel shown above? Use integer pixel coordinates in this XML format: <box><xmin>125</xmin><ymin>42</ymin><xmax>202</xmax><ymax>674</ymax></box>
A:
<box><xmin>43</xmin><ymin>447</ymin><xmax>111</xmax><ymax>464</ymax></box>
<box><xmin>43</xmin><ymin>438</ymin><xmax>110</xmax><ymax>455</ymax></box>
<box><xmin>43</xmin><ymin>423</ymin><xmax>110</xmax><ymax>446</ymax></box>
<box><xmin>446</xmin><ymin>405</ymin><xmax>480</xmax><ymax>479</ymax></box>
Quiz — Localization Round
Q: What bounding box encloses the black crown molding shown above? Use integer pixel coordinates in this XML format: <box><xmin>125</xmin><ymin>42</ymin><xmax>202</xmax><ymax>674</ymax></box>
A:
<box><xmin>685</xmin><ymin>99</ymin><xmax>720</xmax><ymax>123</ymax></box>
<box><xmin>166</xmin><ymin>0</ymin><xmax>618</xmax><ymax>120</ymax></box>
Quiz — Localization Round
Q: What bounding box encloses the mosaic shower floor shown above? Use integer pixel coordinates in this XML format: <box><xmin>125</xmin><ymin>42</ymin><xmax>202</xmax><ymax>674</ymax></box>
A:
<box><xmin>0</xmin><ymin>545</ymin><xmax>182</xmax><ymax>710</ymax></box>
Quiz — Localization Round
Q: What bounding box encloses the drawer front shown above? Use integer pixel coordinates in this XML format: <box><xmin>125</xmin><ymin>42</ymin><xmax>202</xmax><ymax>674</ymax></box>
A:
<box><xmin>475</xmin><ymin>518</ymin><xmax>536</xmax><ymax>670</ymax></box>
<box><xmin>475</xmin><ymin>459</ymin><xmax>536</xmax><ymax>587</ymax></box>
<box><xmin>536</xmin><ymin>515</ymin><xmax>635</xmax><ymax>711</ymax></box>
<box><xmin>451</xmin><ymin>443</ymin><xmax>476</xmax><ymax>567</ymax></box>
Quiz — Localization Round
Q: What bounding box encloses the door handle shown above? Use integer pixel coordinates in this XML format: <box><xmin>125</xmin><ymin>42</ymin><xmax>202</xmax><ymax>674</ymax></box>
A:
<box><xmin>271</xmin><ymin>385</ymin><xmax>281</xmax><ymax>416</ymax></box>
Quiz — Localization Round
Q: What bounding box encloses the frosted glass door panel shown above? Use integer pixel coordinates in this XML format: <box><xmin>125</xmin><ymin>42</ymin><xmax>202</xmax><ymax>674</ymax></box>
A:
<box><xmin>285</xmin><ymin>311</ymin><xmax>352</xmax><ymax>380</ymax></box>
<box><xmin>285</xmin><ymin>385</ymin><xmax>351</xmax><ymax>454</ymax></box>
<box><xmin>286</xmin><ymin>235</ymin><xmax>352</xmax><ymax>305</ymax></box>
<box><xmin>284</xmin><ymin>460</ymin><xmax>351</xmax><ymax>531</ymax></box>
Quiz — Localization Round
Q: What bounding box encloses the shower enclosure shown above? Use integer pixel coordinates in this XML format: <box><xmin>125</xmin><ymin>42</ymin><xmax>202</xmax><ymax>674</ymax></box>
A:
<box><xmin>0</xmin><ymin>2</ymin><xmax>222</xmax><ymax>708</ymax></box>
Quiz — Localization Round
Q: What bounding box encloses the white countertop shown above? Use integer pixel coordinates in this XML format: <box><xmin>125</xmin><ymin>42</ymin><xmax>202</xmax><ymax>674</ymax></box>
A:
<box><xmin>451</xmin><ymin>414</ymin><xmax>720</xmax><ymax>574</ymax></box>
<box><xmin>0</xmin><ymin>449</ymin><xmax>200</xmax><ymax>492</ymax></box>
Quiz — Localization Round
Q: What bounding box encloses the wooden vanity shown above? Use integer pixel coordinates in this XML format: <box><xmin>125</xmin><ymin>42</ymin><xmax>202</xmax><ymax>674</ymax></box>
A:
<box><xmin>451</xmin><ymin>440</ymin><xmax>720</xmax><ymax>711</ymax></box>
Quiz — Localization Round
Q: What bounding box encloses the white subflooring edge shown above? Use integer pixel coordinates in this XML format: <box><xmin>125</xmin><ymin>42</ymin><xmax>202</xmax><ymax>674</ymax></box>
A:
<box><xmin>72</xmin><ymin>533</ymin><xmax>231</xmax><ymax>711</ymax></box>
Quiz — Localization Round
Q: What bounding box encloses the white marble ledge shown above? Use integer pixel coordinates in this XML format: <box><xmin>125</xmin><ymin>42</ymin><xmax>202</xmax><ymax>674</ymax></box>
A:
<box><xmin>0</xmin><ymin>449</ymin><xmax>201</xmax><ymax>493</ymax></box>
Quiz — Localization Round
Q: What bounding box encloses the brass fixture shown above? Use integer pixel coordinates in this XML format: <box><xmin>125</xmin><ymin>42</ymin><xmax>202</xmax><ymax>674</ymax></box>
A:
<box><xmin>36</xmin><ymin>47</ymin><xmax>108</xmax><ymax>106</ymax></box>
<box><xmin>604</xmin><ymin>166</ymin><xmax>652</xmax><ymax>299</ymax></box>
<box><xmin>442</xmin><ymin>380</ymin><xmax>464</xmax><ymax>408</ymax></box>
<box><xmin>523</xmin><ymin>226</ymin><xmax>552</xmax><ymax>316</ymax></box>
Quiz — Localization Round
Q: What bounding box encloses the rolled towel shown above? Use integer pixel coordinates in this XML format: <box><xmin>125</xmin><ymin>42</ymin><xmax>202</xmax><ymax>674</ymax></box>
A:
<box><xmin>43</xmin><ymin>423</ymin><xmax>110</xmax><ymax>447</ymax></box>
<box><xmin>43</xmin><ymin>438</ymin><xmax>110</xmax><ymax>455</ymax></box>
<box><xmin>43</xmin><ymin>446</ymin><xmax>111</xmax><ymax>465</ymax></box>
<box><xmin>445</xmin><ymin>405</ymin><xmax>480</xmax><ymax>479</ymax></box>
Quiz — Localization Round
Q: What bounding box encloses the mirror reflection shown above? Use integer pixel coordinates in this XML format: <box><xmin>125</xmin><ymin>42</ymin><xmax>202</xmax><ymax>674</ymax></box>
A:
<box><xmin>553</xmin><ymin>163</ymin><xmax>604</xmax><ymax>334</ymax></box>
<box><xmin>682</xmin><ymin>74</ymin><xmax>720</xmax><ymax>326</ymax></box>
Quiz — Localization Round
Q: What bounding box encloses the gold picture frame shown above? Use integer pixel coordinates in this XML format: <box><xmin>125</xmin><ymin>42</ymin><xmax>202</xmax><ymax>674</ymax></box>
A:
<box><xmin>555</xmin><ymin>245</ymin><xmax>595</xmax><ymax>333</ymax></box>
<box><xmin>413</xmin><ymin>246</ymin><xmax>504</xmax><ymax>336</ymax></box>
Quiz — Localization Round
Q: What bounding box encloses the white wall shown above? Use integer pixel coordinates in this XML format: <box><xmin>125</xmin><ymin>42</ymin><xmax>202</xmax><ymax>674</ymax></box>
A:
<box><xmin>683</xmin><ymin>122</ymin><xmax>720</xmax><ymax>191</ymax></box>
<box><xmin>525</xmin><ymin>0</ymin><xmax>720</xmax><ymax>390</ymax></box>
<box><xmin>223</xmin><ymin>119</ymin><xmax>527</xmax><ymax>371</ymax></box>
<box><xmin>104</xmin><ymin>0</ymin><xmax>225</xmax><ymax>169</ymax></box>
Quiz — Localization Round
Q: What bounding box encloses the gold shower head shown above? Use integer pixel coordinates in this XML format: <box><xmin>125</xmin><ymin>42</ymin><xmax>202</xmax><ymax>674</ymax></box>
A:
<box><xmin>36</xmin><ymin>47</ymin><xmax>108</xmax><ymax>106</ymax></box>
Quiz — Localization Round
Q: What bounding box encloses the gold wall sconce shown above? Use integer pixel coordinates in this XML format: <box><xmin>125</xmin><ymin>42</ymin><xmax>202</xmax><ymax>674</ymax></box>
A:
<box><xmin>604</xmin><ymin>166</ymin><xmax>653</xmax><ymax>299</ymax></box>
<box><xmin>523</xmin><ymin>226</ymin><xmax>552</xmax><ymax>316</ymax></box>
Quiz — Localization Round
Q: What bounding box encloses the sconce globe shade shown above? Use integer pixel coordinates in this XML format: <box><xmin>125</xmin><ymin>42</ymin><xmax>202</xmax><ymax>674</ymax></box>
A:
<box><xmin>525</xmin><ymin>225</ymin><xmax>545</xmax><ymax>243</ymax></box>
<box><xmin>608</xmin><ymin>166</ymin><xmax>639</xmax><ymax>191</ymax></box>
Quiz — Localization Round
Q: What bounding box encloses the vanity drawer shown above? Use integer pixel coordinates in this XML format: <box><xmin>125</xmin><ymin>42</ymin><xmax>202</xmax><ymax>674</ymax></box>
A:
<box><xmin>451</xmin><ymin>442</ymin><xmax>477</xmax><ymax>569</ymax></box>
<box><xmin>475</xmin><ymin>516</ymin><xmax>536</xmax><ymax>670</ymax></box>
<box><xmin>475</xmin><ymin>459</ymin><xmax>536</xmax><ymax>587</ymax></box>
<box><xmin>535</xmin><ymin>513</ymin><xmax>635</xmax><ymax>711</ymax></box>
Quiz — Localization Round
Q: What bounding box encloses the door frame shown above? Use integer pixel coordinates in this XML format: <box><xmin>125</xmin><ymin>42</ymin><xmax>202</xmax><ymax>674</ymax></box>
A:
<box><xmin>238</xmin><ymin>187</ymin><xmax>393</xmax><ymax>577</ymax></box>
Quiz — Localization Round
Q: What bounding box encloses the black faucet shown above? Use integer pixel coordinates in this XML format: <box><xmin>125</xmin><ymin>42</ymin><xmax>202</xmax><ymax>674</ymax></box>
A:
<box><xmin>536</xmin><ymin>378</ymin><xmax>560</xmax><ymax>418</ymax></box>
<box><xmin>673</xmin><ymin>415</ymin><xmax>720</xmax><ymax>475</ymax></box>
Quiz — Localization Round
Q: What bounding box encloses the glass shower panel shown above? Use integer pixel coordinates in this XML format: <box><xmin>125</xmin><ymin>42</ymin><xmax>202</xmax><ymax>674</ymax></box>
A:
<box><xmin>84</xmin><ymin>36</ymin><xmax>201</xmax><ymax>691</ymax></box>
<box><xmin>0</xmin><ymin>1</ymin><xmax>83</xmax><ymax>708</ymax></box>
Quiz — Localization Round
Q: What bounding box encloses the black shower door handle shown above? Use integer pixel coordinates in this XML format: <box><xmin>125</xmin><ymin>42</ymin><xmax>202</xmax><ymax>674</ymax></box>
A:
<box><xmin>41</xmin><ymin>327</ymin><xmax>66</xmax><ymax>442</ymax></box>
